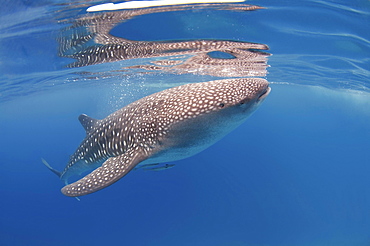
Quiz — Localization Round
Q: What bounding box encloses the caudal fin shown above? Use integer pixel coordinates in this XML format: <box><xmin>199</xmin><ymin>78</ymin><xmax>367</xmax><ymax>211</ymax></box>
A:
<box><xmin>41</xmin><ymin>158</ymin><xmax>62</xmax><ymax>178</ymax></box>
<box><xmin>42</xmin><ymin>158</ymin><xmax>81</xmax><ymax>201</ymax></box>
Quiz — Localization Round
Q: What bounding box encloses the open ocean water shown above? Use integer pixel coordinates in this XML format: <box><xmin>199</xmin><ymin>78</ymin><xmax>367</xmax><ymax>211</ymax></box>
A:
<box><xmin>1</xmin><ymin>0</ymin><xmax>370</xmax><ymax>245</ymax></box>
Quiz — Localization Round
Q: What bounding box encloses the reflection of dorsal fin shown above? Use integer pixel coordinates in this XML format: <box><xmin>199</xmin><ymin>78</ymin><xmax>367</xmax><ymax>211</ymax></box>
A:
<box><xmin>78</xmin><ymin>114</ymin><xmax>99</xmax><ymax>133</ymax></box>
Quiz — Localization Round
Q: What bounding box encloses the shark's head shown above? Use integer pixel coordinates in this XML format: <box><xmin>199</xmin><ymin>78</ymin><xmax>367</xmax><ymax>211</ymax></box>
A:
<box><xmin>174</xmin><ymin>78</ymin><xmax>270</xmax><ymax>124</ymax></box>
<box><xmin>208</xmin><ymin>77</ymin><xmax>270</xmax><ymax>111</ymax></box>
<box><xmin>146</xmin><ymin>78</ymin><xmax>271</xmax><ymax>132</ymax></box>
<box><xmin>147</xmin><ymin>78</ymin><xmax>271</xmax><ymax>161</ymax></box>
<box><xmin>139</xmin><ymin>77</ymin><xmax>271</xmax><ymax>165</ymax></box>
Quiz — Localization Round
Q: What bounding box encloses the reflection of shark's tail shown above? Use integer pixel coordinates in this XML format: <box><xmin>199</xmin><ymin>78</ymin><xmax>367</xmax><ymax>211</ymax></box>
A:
<box><xmin>41</xmin><ymin>158</ymin><xmax>62</xmax><ymax>178</ymax></box>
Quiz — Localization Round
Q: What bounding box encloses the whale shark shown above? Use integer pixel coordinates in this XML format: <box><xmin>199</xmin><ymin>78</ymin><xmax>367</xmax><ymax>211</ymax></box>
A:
<box><xmin>44</xmin><ymin>78</ymin><xmax>270</xmax><ymax>197</ymax></box>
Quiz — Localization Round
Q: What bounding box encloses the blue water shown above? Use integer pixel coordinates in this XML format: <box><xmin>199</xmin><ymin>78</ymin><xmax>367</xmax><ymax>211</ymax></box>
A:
<box><xmin>1</xmin><ymin>0</ymin><xmax>370</xmax><ymax>245</ymax></box>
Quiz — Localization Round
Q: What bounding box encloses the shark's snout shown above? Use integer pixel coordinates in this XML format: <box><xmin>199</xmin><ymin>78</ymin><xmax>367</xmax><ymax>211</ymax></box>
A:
<box><xmin>257</xmin><ymin>86</ymin><xmax>271</xmax><ymax>101</ymax></box>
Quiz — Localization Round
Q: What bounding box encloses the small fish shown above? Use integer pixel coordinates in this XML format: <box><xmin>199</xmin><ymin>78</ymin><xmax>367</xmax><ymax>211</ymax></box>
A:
<box><xmin>142</xmin><ymin>164</ymin><xmax>175</xmax><ymax>171</ymax></box>
<box><xmin>133</xmin><ymin>163</ymin><xmax>161</xmax><ymax>170</ymax></box>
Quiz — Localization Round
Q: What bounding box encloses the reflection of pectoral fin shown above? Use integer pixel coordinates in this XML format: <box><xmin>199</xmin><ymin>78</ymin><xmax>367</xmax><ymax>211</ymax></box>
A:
<box><xmin>61</xmin><ymin>147</ymin><xmax>148</xmax><ymax>197</ymax></box>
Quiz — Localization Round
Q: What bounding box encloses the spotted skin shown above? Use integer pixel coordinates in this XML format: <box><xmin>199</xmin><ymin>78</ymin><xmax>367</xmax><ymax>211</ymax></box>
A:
<box><xmin>47</xmin><ymin>78</ymin><xmax>270</xmax><ymax>197</ymax></box>
<box><xmin>62</xmin><ymin>147</ymin><xmax>146</xmax><ymax>196</ymax></box>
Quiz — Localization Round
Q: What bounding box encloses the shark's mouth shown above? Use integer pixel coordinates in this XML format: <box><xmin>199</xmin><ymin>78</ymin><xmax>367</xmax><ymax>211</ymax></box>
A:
<box><xmin>258</xmin><ymin>86</ymin><xmax>271</xmax><ymax>101</ymax></box>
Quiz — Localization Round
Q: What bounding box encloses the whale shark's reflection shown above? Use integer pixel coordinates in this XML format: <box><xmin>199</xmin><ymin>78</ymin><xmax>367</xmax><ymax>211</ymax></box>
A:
<box><xmin>59</xmin><ymin>3</ymin><xmax>270</xmax><ymax>77</ymax></box>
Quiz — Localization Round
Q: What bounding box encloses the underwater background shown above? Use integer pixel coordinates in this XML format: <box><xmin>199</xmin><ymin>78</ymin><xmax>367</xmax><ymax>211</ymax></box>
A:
<box><xmin>1</xmin><ymin>0</ymin><xmax>370</xmax><ymax>245</ymax></box>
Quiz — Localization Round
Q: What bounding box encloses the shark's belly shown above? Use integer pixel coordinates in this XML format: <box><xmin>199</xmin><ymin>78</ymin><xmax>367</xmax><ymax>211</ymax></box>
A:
<box><xmin>141</xmin><ymin>141</ymin><xmax>211</xmax><ymax>164</ymax></box>
<box><xmin>142</xmin><ymin>114</ymin><xmax>247</xmax><ymax>164</ymax></box>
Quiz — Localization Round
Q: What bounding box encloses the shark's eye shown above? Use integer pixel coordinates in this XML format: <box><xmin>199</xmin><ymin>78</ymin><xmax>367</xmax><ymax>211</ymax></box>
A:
<box><xmin>219</xmin><ymin>103</ymin><xmax>225</xmax><ymax>108</ymax></box>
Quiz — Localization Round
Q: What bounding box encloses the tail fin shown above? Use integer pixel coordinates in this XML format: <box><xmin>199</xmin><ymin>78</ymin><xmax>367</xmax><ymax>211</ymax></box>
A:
<box><xmin>41</xmin><ymin>158</ymin><xmax>62</xmax><ymax>178</ymax></box>
<box><xmin>42</xmin><ymin>158</ymin><xmax>81</xmax><ymax>201</ymax></box>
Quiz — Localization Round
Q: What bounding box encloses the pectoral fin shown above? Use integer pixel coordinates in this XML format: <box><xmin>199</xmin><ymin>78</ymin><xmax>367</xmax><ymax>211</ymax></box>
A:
<box><xmin>61</xmin><ymin>147</ymin><xmax>147</xmax><ymax>197</ymax></box>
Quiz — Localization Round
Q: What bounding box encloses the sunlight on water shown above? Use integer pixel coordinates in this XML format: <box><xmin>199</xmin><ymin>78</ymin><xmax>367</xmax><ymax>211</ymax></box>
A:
<box><xmin>87</xmin><ymin>0</ymin><xmax>245</xmax><ymax>12</ymax></box>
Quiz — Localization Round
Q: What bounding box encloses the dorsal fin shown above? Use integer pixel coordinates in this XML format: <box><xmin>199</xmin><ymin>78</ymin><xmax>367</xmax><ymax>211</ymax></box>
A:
<box><xmin>78</xmin><ymin>114</ymin><xmax>99</xmax><ymax>133</ymax></box>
